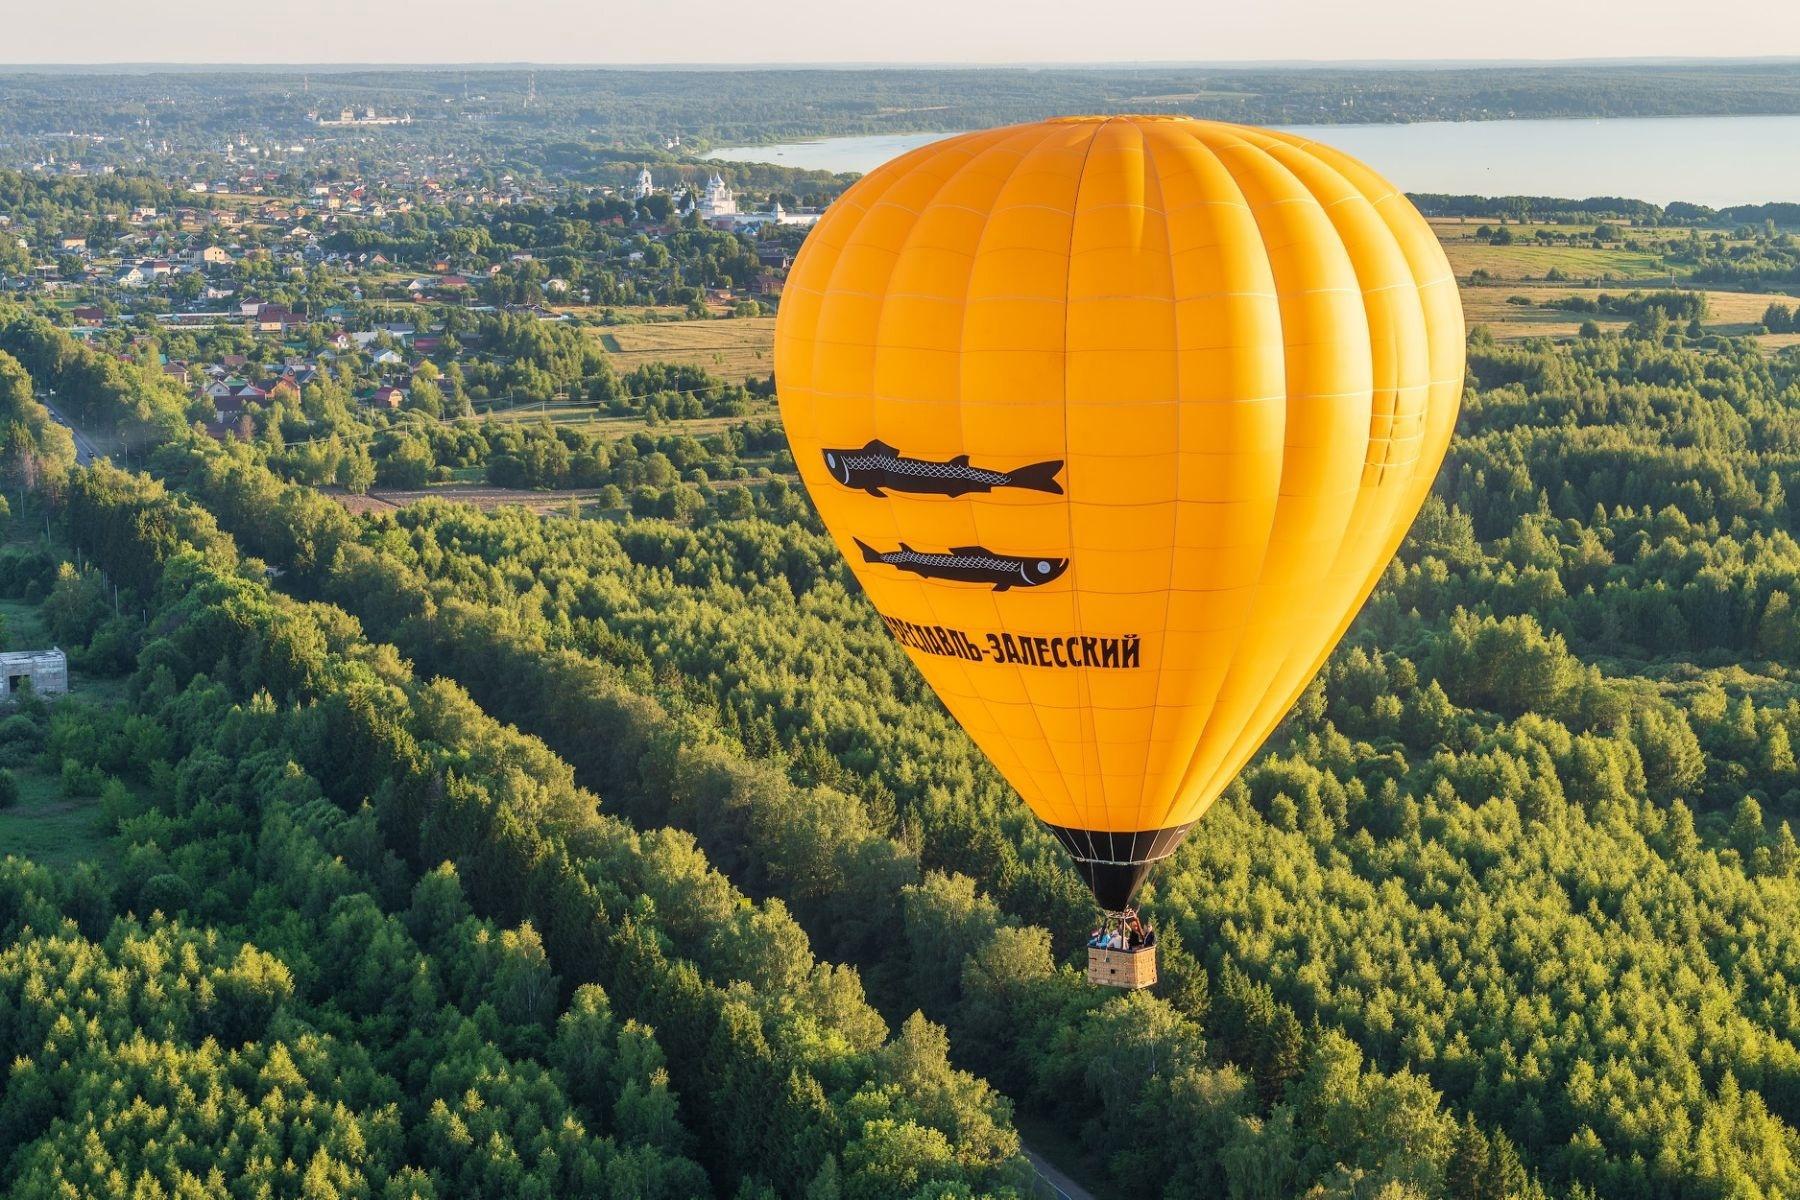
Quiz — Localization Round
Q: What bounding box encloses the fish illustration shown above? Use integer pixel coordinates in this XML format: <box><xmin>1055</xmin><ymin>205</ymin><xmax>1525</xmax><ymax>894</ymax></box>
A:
<box><xmin>854</xmin><ymin>539</ymin><xmax>1069</xmax><ymax>591</ymax></box>
<box><xmin>823</xmin><ymin>440</ymin><xmax>1063</xmax><ymax>498</ymax></box>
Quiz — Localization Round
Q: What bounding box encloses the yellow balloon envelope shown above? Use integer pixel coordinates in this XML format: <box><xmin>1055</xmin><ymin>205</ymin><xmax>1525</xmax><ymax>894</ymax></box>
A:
<box><xmin>775</xmin><ymin>116</ymin><xmax>1462</xmax><ymax>911</ymax></box>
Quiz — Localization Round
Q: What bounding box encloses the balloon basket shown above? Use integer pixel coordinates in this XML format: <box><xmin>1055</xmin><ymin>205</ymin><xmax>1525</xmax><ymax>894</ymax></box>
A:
<box><xmin>1085</xmin><ymin>909</ymin><xmax>1157</xmax><ymax>989</ymax></box>
<box><xmin>1087</xmin><ymin>944</ymin><xmax>1157</xmax><ymax>990</ymax></box>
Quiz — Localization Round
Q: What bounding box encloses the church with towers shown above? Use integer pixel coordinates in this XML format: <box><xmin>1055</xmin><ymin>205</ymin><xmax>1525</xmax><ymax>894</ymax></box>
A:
<box><xmin>697</xmin><ymin>172</ymin><xmax>738</xmax><ymax>219</ymax></box>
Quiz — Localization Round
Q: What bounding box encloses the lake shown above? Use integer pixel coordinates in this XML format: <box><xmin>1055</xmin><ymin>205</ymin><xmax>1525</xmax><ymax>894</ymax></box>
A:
<box><xmin>708</xmin><ymin>115</ymin><xmax>1800</xmax><ymax>207</ymax></box>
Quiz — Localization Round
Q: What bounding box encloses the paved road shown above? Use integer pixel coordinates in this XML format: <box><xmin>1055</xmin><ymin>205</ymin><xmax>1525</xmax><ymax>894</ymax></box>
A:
<box><xmin>40</xmin><ymin>398</ymin><xmax>100</xmax><ymax>466</ymax></box>
<box><xmin>1021</xmin><ymin>1144</ymin><xmax>1098</xmax><ymax>1200</ymax></box>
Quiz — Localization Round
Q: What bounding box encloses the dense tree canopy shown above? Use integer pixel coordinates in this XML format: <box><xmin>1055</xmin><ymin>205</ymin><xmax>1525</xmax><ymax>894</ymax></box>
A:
<box><xmin>157</xmin><ymin>319</ymin><xmax>1800</xmax><ymax>1198</ymax></box>
<box><xmin>10</xmin><ymin>268</ymin><xmax>1800</xmax><ymax>1196</ymax></box>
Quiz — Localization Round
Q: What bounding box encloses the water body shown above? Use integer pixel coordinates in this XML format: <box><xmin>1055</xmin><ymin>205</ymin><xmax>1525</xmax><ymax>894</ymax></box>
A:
<box><xmin>709</xmin><ymin>115</ymin><xmax>1800</xmax><ymax>207</ymax></box>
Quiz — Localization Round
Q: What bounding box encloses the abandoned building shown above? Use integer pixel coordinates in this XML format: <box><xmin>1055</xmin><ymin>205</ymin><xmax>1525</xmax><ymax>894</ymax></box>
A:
<box><xmin>0</xmin><ymin>648</ymin><xmax>68</xmax><ymax>700</ymax></box>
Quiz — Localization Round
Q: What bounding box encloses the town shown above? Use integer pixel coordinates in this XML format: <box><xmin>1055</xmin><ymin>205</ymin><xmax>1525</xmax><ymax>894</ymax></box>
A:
<box><xmin>0</xmin><ymin>147</ymin><xmax>825</xmax><ymax>501</ymax></box>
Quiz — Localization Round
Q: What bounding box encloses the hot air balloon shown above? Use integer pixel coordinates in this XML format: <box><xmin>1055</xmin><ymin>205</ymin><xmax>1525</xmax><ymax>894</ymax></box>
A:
<box><xmin>775</xmin><ymin>115</ymin><xmax>1462</xmax><ymax>986</ymax></box>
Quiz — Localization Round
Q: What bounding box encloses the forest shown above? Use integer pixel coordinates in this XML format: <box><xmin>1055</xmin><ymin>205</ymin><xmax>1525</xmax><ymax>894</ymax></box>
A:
<box><xmin>0</xmin><ymin>348</ymin><xmax>1027</xmax><ymax>1198</ymax></box>
<box><xmin>5</xmin><ymin>282</ymin><xmax>1800</xmax><ymax>1197</ymax></box>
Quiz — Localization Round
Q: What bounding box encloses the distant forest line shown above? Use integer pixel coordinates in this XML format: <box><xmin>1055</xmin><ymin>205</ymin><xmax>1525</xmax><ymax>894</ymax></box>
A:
<box><xmin>6</xmin><ymin>62</ymin><xmax>1800</xmax><ymax>151</ymax></box>
<box><xmin>1413</xmin><ymin>195</ymin><xmax>1800</xmax><ymax>227</ymax></box>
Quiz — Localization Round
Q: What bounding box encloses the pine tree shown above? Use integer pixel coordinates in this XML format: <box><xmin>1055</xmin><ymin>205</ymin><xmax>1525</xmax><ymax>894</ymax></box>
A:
<box><xmin>1490</xmin><ymin>1131</ymin><xmax>1531</xmax><ymax>1199</ymax></box>
<box><xmin>1446</xmin><ymin>1112</ymin><xmax>1492</xmax><ymax>1200</ymax></box>
<box><xmin>1665</xmin><ymin>800</ymin><xmax>1700</xmax><ymax>862</ymax></box>
<box><xmin>1732</xmin><ymin>795</ymin><xmax>1766</xmax><ymax>859</ymax></box>
<box><xmin>1773</xmin><ymin>822</ymin><xmax>1800</xmax><ymax>878</ymax></box>
<box><xmin>1759</xmin><ymin>591</ymin><xmax>1796</xmax><ymax>660</ymax></box>
<box><xmin>1764</xmin><ymin>724</ymin><xmax>1796</xmax><ymax>778</ymax></box>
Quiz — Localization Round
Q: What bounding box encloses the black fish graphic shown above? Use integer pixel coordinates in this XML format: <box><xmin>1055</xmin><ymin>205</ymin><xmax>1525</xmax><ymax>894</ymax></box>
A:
<box><xmin>823</xmin><ymin>440</ymin><xmax>1063</xmax><ymax>498</ymax></box>
<box><xmin>854</xmin><ymin>539</ymin><xmax>1069</xmax><ymax>591</ymax></box>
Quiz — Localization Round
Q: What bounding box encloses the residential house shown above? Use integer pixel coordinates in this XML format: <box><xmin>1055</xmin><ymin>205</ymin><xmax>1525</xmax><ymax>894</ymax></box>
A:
<box><xmin>203</xmin><ymin>378</ymin><xmax>237</xmax><ymax>417</ymax></box>
<box><xmin>208</xmin><ymin>379</ymin><xmax>266</xmax><ymax>423</ymax></box>
<box><xmin>251</xmin><ymin>305</ymin><xmax>301</xmax><ymax>334</ymax></box>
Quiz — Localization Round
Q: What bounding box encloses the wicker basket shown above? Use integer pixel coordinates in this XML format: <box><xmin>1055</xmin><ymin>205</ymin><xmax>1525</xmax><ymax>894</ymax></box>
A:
<box><xmin>1087</xmin><ymin>945</ymin><xmax>1157</xmax><ymax>989</ymax></box>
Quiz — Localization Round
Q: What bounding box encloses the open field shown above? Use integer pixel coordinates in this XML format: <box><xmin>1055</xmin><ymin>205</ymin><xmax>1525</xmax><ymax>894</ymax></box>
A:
<box><xmin>472</xmin><ymin>396</ymin><xmax>777</xmax><ymax>438</ymax></box>
<box><xmin>1429</xmin><ymin>218</ymin><xmax>1692</xmax><ymax>243</ymax></box>
<box><xmin>594</xmin><ymin>317</ymin><xmax>775</xmax><ymax>382</ymax></box>
<box><xmin>330</xmin><ymin>484</ymin><xmax>614</xmax><ymax>517</ymax></box>
<box><xmin>0</xmin><ymin>765</ymin><xmax>106</xmax><ymax>870</ymax></box>
<box><xmin>1459</xmin><ymin>285</ymin><xmax>1800</xmax><ymax>343</ymax></box>
<box><xmin>1428</xmin><ymin>216</ymin><xmax>1701</xmax><ymax>283</ymax></box>
<box><xmin>331</xmin><ymin>481</ymin><xmax>757</xmax><ymax>517</ymax></box>
<box><xmin>1457</xmin><ymin>298</ymin><xmax>1611</xmax><ymax>340</ymax></box>
<box><xmin>328</xmin><ymin>472</ymin><xmax>771</xmax><ymax>517</ymax></box>
<box><xmin>0</xmin><ymin>596</ymin><xmax>49</xmax><ymax>647</ymax></box>
<box><xmin>1441</xmin><ymin>240</ymin><xmax>1670</xmax><ymax>281</ymax></box>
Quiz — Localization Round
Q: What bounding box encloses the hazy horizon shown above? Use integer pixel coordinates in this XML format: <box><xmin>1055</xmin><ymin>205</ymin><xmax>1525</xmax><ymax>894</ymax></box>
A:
<box><xmin>4</xmin><ymin>57</ymin><xmax>1800</xmax><ymax>73</ymax></box>
<box><xmin>5</xmin><ymin>0</ymin><xmax>1798</xmax><ymax>67</ymax></box>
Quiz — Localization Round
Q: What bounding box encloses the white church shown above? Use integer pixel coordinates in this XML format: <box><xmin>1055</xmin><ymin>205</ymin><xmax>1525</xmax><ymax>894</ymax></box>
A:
<box><xmin>688</xmin><ymin>171</ymin><xmax>819</xmax><ymax>229</ymax></box>
<box><xmin>698</xmin><ymin>172</ymin><xmax>737</xmax><ymax>218</ymax></box>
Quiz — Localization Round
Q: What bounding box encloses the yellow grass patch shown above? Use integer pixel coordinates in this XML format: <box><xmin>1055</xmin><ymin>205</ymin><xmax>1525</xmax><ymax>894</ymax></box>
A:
<box><xmin>595</xmin><ymin>317</ymin><xmax>775</xmax><ymax>383</ymax></box>
<box><xmin>1458</xmin><ymin>284</ymin><xmax>1799</xmax><ymax>342</ymax></box>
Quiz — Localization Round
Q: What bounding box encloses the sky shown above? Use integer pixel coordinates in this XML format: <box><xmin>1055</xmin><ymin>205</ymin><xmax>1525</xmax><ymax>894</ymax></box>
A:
<box><xmin>4</xmin><ymin>0</ymin><xmax>1798</xmax><ymax>65</ymax></box>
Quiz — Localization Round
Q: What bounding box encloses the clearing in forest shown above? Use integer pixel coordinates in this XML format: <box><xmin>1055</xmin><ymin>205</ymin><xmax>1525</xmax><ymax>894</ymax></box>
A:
<box><xmin>595</xmin><ymin>317</ymin><xmax>776</xmax><ymax>382</ymax></box>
